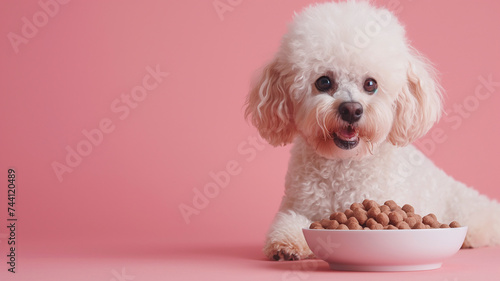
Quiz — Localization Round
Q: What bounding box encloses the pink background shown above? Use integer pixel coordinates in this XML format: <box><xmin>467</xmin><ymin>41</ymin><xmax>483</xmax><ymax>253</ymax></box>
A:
<box><xmin>1</xmin><ymin>0</ymin><xmax>499</xmax><ymax>280</ymax></box>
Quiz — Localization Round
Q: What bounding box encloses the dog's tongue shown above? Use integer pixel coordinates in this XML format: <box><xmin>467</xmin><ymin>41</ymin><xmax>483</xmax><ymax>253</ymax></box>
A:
<box><xmin>338</xmin><ymin>126</ymin><xmax>358</xmax><ymax>140</ymax></box>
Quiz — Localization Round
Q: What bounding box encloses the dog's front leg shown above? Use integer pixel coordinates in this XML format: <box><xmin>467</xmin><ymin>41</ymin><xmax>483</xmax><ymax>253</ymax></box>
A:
<box><xmin>263</xmin><ymin>210</ymin><xmax>313</xmax><ymax>261</ymax></box>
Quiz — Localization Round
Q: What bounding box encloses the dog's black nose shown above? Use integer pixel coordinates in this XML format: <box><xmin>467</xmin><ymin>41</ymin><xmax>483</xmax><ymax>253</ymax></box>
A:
<box><xmin>338</xmin><ymin>102</ymin><xmax>363</xmax><ymax>123</ymax></box>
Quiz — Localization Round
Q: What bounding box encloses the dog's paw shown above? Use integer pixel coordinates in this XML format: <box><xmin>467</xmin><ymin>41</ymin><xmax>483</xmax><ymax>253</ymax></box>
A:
<box><xmin>264</xmin><ymin>241</ymin><xmax>313</xmax><ymax>261</ymax></box>
<box><xmin>272</xmin><ymin>249</ymin><xmax>299</xmax><ymax>261</ymax></box>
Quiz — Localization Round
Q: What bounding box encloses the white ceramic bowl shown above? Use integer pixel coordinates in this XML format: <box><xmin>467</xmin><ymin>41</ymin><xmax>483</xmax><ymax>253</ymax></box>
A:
<box><xmin>302</xmin><ymin>227</ymin><xmax>467</xmax><ymax>271</ymax></box>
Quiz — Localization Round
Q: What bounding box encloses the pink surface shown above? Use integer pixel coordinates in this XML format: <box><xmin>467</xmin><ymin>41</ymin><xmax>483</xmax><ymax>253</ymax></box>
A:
<box><xmin>1</xmin><ymin>0</ymin><xmax>500</xmax><ymax>280</ymax></box>
<box><xmin>10</xmin><ymin>245</ymin><xmax>500</xmax><ymax>280</ymax></box>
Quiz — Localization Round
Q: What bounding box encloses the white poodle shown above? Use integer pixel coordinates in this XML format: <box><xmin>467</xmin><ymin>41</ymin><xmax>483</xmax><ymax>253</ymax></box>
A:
<box><xmin>245</xmin><ymin>1</ymin><xmax>500</xmax><ymax>261</ymax></box>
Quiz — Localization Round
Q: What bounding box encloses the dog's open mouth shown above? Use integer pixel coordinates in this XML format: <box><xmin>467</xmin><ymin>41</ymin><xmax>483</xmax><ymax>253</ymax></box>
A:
<box><xmin>332</xmin><ymin>125</ymin><xmax>359</xmax><ymax>150</ymax></box>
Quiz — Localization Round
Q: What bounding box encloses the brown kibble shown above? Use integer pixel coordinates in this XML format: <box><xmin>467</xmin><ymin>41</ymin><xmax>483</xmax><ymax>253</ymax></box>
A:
<box><xmin>370</xmin><ymin>223</ymin><xmax>384</xmax><ymax>230</ymax></box>
<box><xmin>394</xmin><ymin>209</ymin><xmax>408</xmax><ymax>219</ymax></box>
<box><xmin>333</xmin><ymin>212</ymin><xmax>348</xmax><ymax>224</ymax></box>
<box><xmin>329</xmin><ymin>212</ymin><xmax>341</xmax><ymax>220</ymax></box>
<box><xmin>402</xmin><ymin>204</ymin><xmax>415</xmax><ymax>214</ymax></box>
<box><xmin>404</xmin><ymin>216</ymin><xmax>417</xmax><ymax>228</ymax></box>
<box><xmin>363</xmin><ymin>199</ymin><xmax>379</xmax><ymax>210</ymax></box>
<box><xmin>375</xmin><ymin>212</ymin><xmax>390</xmax><ymax>226</ymax></box>
<box><xmin>326</xmin><ymin>220</ymin><xmax>340</xmax><ymax>229</ymax></box>
<box><xmin>309</xmin><ymin>222</ymin><xmax>323</xmax><ymax>229</ymax></box>
<box><xmin>367</xmin><ymin>206</ymin><xmax>381</xmax><ymax>219</ymax></box>
<box><xmin>337</xmin><ymin>224</ymin><xmax>349</xmax><ymax>230</ymax></box>
<box><xmin>407</xmin><ymin>212</ymin><xmax>422</xmax><ymax>223</ymax></box>
<box><xmin>348</xmin><ymin>221</ymin><xmax>363</xmax><ymax>230</ymax></box>
<box><xmin>353</xmin><ymin>208</ymin><xmax>368</xmax><ymax>225</ymax></box>
<box><xmin>412</xmin><ymin>222</ymin><xmax>426</xmax><ymax>229</ymax></box>
<box><xmin>365</xmin><ymin>218</ymin><xmax>377</xmax><ymax>228</ymax></box>
<box><xmin>422</xmin><ymin>214</ymin><xmax>434</xmax><ymax>224</ymax></box>
<box><xmin>347</xmin><ymin>216</ymin><xmax>359</xmax><ymax>225</ymax></box>
<box><xmin>379</xmin><ymin>205</ymin><xmax>390</xmax><ymax>214</ymax></box>
<box><xmin>350</xmin><ymin>202</ymin><xmax>364</xmax><ymax>211</ymax></box>
<box><xmin>314</xmin><ymin>200</ymin><xmax>463</xmax><ymax>233</ymax></box>
<box><xmin>388</xmin><ymin>211</ymin><xmax>403</xmax><ymax>225</ymax></box>
<box><xmin>406</xmin><ymin>212</ymin><xmax>422</xmax><ymax>220</ymax></box>
<box><xmin>396</xmin><ymin>221</ymin><xmax>411</xmax><ymax>229</ymax></box>
<box><xmin>423</xmin><ymin>214</ymin><xmax>440</xmax><ymax>228</ymax></box>
<box><xmin>384</xmin><ymin>200</ymin><xmax>399</xmax><ymax>210</ymax></box>
<box><xmin>362</xmin><ymin>199</ymin><xmax>371</xmax><ymax>207</ymax></box>
<box><xmin>347</xmin><ymin>216</ymin><xmax>362</xmax><ymax>230</ymax></box>
<box><xmin>320</xmin><ymin>219</ymin><xmax>331</xmax><ymax>229</ymax></box>
<box><xmin>344</xmin><ymin>209</ymin><xmax>354</xmax><ymax>218</ymax></box>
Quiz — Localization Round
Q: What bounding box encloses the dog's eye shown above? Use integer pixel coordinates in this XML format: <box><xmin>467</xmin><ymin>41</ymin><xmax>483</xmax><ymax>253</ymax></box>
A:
<box><xmin>315</xmin><ymin>76</ymin><xmax>334</xmax><ymax>92</ymax></box>
<box><xmin>363</xmin><ymin>78</ymin><xmax>378</xmax><ymax>94</ymax></box>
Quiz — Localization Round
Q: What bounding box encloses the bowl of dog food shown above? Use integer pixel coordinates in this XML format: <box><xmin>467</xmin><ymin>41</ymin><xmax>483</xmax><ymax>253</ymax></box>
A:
<box><xmin>302</xmin><ymin>200</ymin><xmax>468</xmax><ymax>271</ymax></box>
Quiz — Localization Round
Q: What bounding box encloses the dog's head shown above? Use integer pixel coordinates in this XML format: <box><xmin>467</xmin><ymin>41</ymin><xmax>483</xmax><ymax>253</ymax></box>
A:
<box><xmin>245</xmin><ymin>1</ymin><xmax>442</xmax><ymax>159</ymax></box>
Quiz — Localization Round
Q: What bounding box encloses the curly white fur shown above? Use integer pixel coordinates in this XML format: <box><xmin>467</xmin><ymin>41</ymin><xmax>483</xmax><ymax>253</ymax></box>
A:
<box><xmin>245</xmin><ymin>1</ymin><xmax>500</xmax><ymax>261</ymax></box>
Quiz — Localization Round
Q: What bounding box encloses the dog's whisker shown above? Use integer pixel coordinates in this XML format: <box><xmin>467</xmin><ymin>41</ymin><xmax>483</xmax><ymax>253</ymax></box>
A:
<box><xmin>315</xmin><ymin>103</ymin><xmax>335</xmax><ymax>141</ymax></box>
<box><xmin>365</xmin><ymin>138</ymin><xmax>374</xmax><ymax>155</ymax></box>
<box><xmin>315</xmin><ymin>108</ymin><xmax>327</xmax><ymax>140</ymax></box>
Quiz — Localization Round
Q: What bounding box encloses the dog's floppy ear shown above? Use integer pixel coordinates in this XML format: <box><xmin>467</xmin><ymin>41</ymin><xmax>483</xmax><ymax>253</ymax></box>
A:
<box><xmin>245</xmin><ymin>59</ymin><xmax>296</xmax><ymax>146</ymax></box>
<box><xmin>388</xmin><ymin>49</ymin><xmax>443</xmax><ymax>146</ymax></box>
